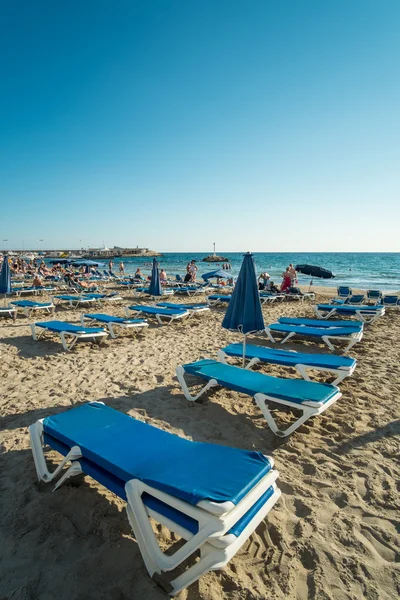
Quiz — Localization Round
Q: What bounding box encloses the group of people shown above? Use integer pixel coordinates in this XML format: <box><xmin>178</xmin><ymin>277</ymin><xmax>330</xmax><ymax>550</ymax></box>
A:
<box><xmin>184</xmin><ymin>260</ymin><xmax>198</xmax><ymax>283</ymax></box>
<box><xmin>258</xmin><ymin>264</ymin><xmax>297</xmax><ymax>293</ymax></box>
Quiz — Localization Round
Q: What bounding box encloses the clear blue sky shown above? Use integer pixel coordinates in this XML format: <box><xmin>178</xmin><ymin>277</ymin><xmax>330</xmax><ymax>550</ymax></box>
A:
<box><xmin>1</xmin><ymin>0</ymin><xmax>399</xmax><ymax>251</ymax></box>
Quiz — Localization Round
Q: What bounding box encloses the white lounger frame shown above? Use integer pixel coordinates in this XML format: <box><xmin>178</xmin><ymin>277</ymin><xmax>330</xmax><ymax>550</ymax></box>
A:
<box><xmin>216</xmin><ymin>349</ymin><xmax>356</xmax><ymax>386</ymax></box>
<box><xmin>29</xmin><ymin>415</ymin><xmax>280</xmax><ymax>595</ymax></box>
<box><xmin>80</xmin><ymin>314</ymin><xmax>149</xmax><ymax>338</ymax></box>
<box><xmin>30</xmin><ymin>323</ymin><xmax>108</xmax><ymax>351</ymax></box>
<box><xmin>313</xmin><ymin>305</ymin><xmax>385</xmax><ymax>324</ymax></box>
<box><xmin>52</xmin><ymin>296</ymin><xmax>99</xmax><ymax>309</ymax></box>
<box><xmin>265</xmin><ymin>325</ymin><xmax>363</xmax><ymax>353</ymax></box>
<box><xmin>176</xmin><ymin>366</ymin><xmax>342</xmax><ymax>437</ymax></box>
<box><xmin>126</xmin><ymin>307</ymin><xmax>190</xmax><ymax>325</ymax></box>
<box><xmin>207</xmin><ymin>297</ymin><xmax>231</xmax><ymax>307</ymax></box>
<box><xmin>0</xmin><ymin>307</ymin><xmax>17</xmax><ymax>320</ymax></box>
<box><xmin>11</xmin><ymin>302</ymin><xmax>55</xmax><ymax>318</ymax></box>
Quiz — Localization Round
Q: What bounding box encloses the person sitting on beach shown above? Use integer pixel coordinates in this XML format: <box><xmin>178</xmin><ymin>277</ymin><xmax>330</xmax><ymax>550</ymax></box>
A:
<box><xmin>32</xmin><ymin>273</ymin><xmax>43</xmax><ymax>287</ymax></box>
<box><xmin>135</xmin><ymin>268</ymin><xmax>144</xmax><ymax>281</ymax></box>
<box><xmin>160</xmin><ymin>269</ymin><xmax>167</xmax><ymax>283</ymax></box>
<box><xmin>280</xmin><ymin>267</ymin><xmax>292</xmax><ymax>292</ymax></box>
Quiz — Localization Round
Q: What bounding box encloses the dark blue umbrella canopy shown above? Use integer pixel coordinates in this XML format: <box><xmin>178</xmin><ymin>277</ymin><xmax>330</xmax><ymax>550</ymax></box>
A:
<box><xmin>222</xmin><ymin>252</ymin><xmax>264</xmax><ymax>334</ymax></box>
<box><xmin>202</xmin><ymin>269</ymin><xmax>230</xmax><ymax>281</ymax></box>
<box><xmin>0</xmin><ymin>255</ymin><xmax>11</xmax><ymax>295</ymax></box>
<box><xmin>149</xmin><ymin>258</ymin><xmax>162</xmax><ymax>296</ymax></box>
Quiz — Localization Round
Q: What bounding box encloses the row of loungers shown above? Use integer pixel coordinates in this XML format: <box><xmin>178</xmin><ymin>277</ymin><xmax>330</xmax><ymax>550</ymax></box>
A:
<box><xmin>27</xmin><ymin>296</ymin><xmax>388</xmax><ymax>592</ymax></box>
<box><xmin>207</xmin><ymin>291</ymin><xmax>315</xmax><ymax>307</ymax></box>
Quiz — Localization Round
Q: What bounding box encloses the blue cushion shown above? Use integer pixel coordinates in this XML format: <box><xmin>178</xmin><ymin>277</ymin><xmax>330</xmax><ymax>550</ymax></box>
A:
<box><xmin>269</xmin><ymin>323</ymin><xmax>360</xmax><ymax>336</ymax></box>
<box><xmin>208</xmin><ymin>295</ymin><xmax>231</xmax><ymax>301</ymax></box>
<box><xmin>11</xmin><ymin>300</ymin><xmax>52</xmax><ymax>308</ymax></box>
<box><xmin>84</xmin><ymin>313</ymin><xmax>146</xmax><ymax>324</ymax></box>
<box><xmin>222</xmin><ymin>343</ymin><xmax>356</xmax><ymax>370</ymax></box>
<box><xmin>35</xmin><ymin>321</ymin><xmax>105</xmax><ymax>334</ymax></box>
<box><xmin>43</xmin><ymin>403</ymin><xmax>272</xmax><ymax>506</ymax></box>
<box><xmin>183</xmin><ymin>359</ymin><xmax>338</xmax><ymax>404</ymax></box>
<box><xmin>318</xmin><ymin>304</ymin><xmax>383</xmax><ymax>312</ymax></box>
<box><xmin>279</xmin><ymin>317</ymin><xmax>363</xmax><ymax>331</ymax></box>
<box><xmin>43</xmin><ymin>431</ymin><xmax>275</xmax><ymax>538</ymax></box>
<box><xmin>157</xmin><ymin>303</ymin><xmax>208</xmax><ymax>310</ymax></box>
<box><xmin>128</xmin><ymin>305</ymin><xmax>187</xmax><ymax>316</ymax></box>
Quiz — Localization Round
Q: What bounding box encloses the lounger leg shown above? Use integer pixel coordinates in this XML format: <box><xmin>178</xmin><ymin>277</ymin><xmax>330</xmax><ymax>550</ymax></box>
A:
<box><xmin>53</xmin><ymin>462</ymin><xmax>83</xmax><ymax>491</ymax></box>
<box><xmin>264</xmin><ymin>328</ymin><xmax>277</xmax><ymax>343</ymax></box>
<box><xmin>168</xmin><ymin>545</ymin><xmax>225</xmax><ymax>596</ymax></box>
<box><xmin>254</xmin><ymin>393</ymin><xmax>315</xmax><ymax>437</ymax></box>
<box><xmin>280</xmin><ymin>332</ymin><xmax>296</xmax><ymax>344</ymax></box>
<box><xmin>321</xmin><ymin>335</ymin><xmax>335</xmax><ymax>351</ymax></box>
<box><xmin>294</xmin><ymin>364</ymin><xmax>311</xmax><ymax>381</ymax></box>
<box><xmin>29</xmin><ymin>421</ymin><xmax>82</xmax><ymax>482</ymax></box>
<box><xmin>107</xmin><ymin>323</ymin><xmax>117</xmax><ymax>338</ymax></box>
<box><xmin>60</xmin><ymin>332</ymin><xmax>73</xmax><ymax>351</ymax></box>
<box><xmin>176</xmin><ymin>367</ymin><xmax>218</xmax><ymax>402</ymax></box>
<box><xmin>30</xmin><ymin>323</ymin><xmax>37</xmax><ymax>340</ymax></box>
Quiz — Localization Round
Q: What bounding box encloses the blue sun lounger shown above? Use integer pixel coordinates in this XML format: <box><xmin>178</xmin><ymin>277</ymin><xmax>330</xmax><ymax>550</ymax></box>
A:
<box><xmin>82</xmin><ymin>292</ymin><xmax>123</xmax><ymax>303</ymax></box>
<box><xmin>207</xmin><ymin>295</ymin><xmax>231</xmax><ymax>306</ymax></box>
<box><xmin>335</xmin><ymin>286</ymin><xmax>352</xmax><ymax>300</ymax></box>
<box><xmin>176</xmin><ymin>359</ymin><xmax>342</xmax><ymax>437</ymax></box>
<box><xmin>31</xmin><ymin>320</ymin><xmax>108</xmax><ymax>351</ymax></box>
<box><xmin>265</xmin><ymin>323</ymin><xmax>363</xmax><ymax>352</ymax></box>
<box><xmin>217</xmin><ymin>343</ymin><xmax>356</xmax><ymax>385</ymax></box>
<box><xmin>278</xmin><ymin>317</ymin><xmax>364</xmax><ymax>330</ymax></box>
<box><xmin>10</xmin><ymin>300</ymin><xmax>55</xmax><ymax>317</ymax></box>
<box><xmin>314</xmin><ymin>303</ymin><xmax>385</xmax><ymax>323</ymax></box>
<box><xmin>366</xmin><ymin>290</ymin><xmax>382</xmax><ymax>304</ymax></box>
<box><xmin>156</xmin><ymin>302</ymin><xmax>210</xmax><ymax>315</ymax></box>
<box><xmin>52</xmin><ymin>295</ymin><xmax>99</xmax><ymax>308</ymax></box>
<box><xmin>127</xmin><ymin>305</ymin><xmax>190</xmax><ymax>325</ymax></box>
<box><xmin>80</xmin><ymin>313</ymin><xmax>149</xmax><ymax>338</ymax></box>
<box><xmin>346</xmin><ymin>294</ymin><xmax>366</xmax><ymax>305</ymax></box>
<box><xmin>259</xmin><ymin>292</ymin><xmax>285</xmax><ymax>305</ymax></box>
<box><xmin>14</xmin><ymin>285</ymin><xmax>56</xmax><ymax>296</ymax></box>
<box><xmin>29</xmin><ymin>402</ymin><xmax>280</xmax><ymax>595</ymax></box>
<box><xmin>381</xmin><ymin>295</ymin><xmax>400</xmax><ymax>308</ymax></box>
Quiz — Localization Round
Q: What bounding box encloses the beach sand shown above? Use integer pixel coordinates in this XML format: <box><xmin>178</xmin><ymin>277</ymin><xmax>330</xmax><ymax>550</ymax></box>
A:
<box><xmin>1</xmin><ymin>286</ymin><xmax>399</xmax><ymax>600</ymax></box>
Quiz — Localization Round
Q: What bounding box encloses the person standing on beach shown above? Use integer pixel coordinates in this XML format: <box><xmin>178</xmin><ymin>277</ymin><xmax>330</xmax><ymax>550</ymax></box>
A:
<box><xmin>189</xmin><ymin>260</ymin><xmax>198</xmax><ymax>282</ymax></box>
<box><xmin>119</xmin><ymin>261</ymin><xmax>124</xmax><ymax>275</ymax></box>
<box><xmin>280</xmin><ymin>267</ymin><xmax>291</xmax><ymax>292</ymax></box>
<box><xmin>258</xmin><ymin>272</ymin><xmax>270</xmax><ymax>290</ymax></box>
<box><xmin>109</xmin><ymin>259</ymin><xmax>114</xmax><ymax>273</ymax></box>
<box><xmin>288</xmin><ymin>264</ymin><xmax>297</xmax><ymax>285</ymax></box>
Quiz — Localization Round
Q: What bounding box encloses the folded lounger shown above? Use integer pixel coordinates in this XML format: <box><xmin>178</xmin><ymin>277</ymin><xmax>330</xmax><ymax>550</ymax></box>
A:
<box><xmin>346</xmin><ymin>294</ymin><xmax>366</xmax><ymax>305</ymax></box>
<box><xmin>207</xmin><ymin>295</ymin><xmax>231</xmax><ymax>306</ymax></box>
<box><xmin>156</xmin><ymin>302</ymin><xmax>210</xmax><ymax>315</ymax></box>
<box><xmin>381</xmin><ymin>295</ymin><xmax>400</xmax><ymax>308</ymax></box>
<box><xmin>176</xmin><ymin>359</ymin><xmax>342</xmax><ymax>437</ymax></box>
<box><xmin>217</xmin><ymin>343</ymin><xmax>356</xmax><ymax>385</ymax></box>
<box><xmin>366</xmin><ymin>290</ymin><xmax>382</xmax><ymax>304</ymax></box>
<box><xmin>0</xmin><ymin>306</ymin><xmax>17</xmax><ymax>320</ymax></box>
<box><xmin>52</xmin><ymin>295</ymin><xmax>99</xmax><ymax>308</ymax></box>
<box><xmin>135</xmin><ymin>287</ymin><xmax>175</xmax><ymax>297</ymax></box>
<box><xmin>127</xmin><ymin>305</ymin><xmax>189</xmax><ymax>325</ymax></box>
<box><xmin>314</xmin><ymin>303</ymin><xmax>385</xmax><ymax>324</ymax></box>
<box><xmin>80</xmin><ymin>313</ymin><xmax>149</xmax><ymax>338</ymax></box>
<box><xmin>29</xmin><ymin>402</ymin><xmax>280</xmax><ymax>595</ymax></box>
<box><xmin>10</xmin><ymin>300</ymin><xmax>55</xmax><ymax>317</ymax></box>
<box><xmin>336</xmin><ymin>286</ymin><xmax>352</xmax><ymax>299</ymax></box>
<box><xmin>31</xmin><ymin>320</ymin><xmax>108</xmax><ymax>351</ymax></box>
<box><xmin>278</xmin><ymin>317</ymin><xmax>364</xmax><ymax>330</ymax></box>
<box><xmin>283</xmin><ymin>292</ymin><xmax>315</xmax><ymax>302</ymax></box>
<box><xmin>265</xmin><ymin>323</ymin><xmax>363</xmax><ymax>352</ymax></box>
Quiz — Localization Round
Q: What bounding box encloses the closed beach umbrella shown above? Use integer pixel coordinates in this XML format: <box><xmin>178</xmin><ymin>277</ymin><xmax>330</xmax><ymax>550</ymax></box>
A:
<box><xmin>149</xmin><ymin>257</ymin><xmax>162</xmax><ymax>296</ymax></box>
<box><xmin>222</xmin><ymin>252</ymin><xmax>265</xmax><ymax>365</ymax></box>
<box><xmin>0</xmin><ymin>255</ymin><xmax>11</xmax><ymax>301</ymax></box>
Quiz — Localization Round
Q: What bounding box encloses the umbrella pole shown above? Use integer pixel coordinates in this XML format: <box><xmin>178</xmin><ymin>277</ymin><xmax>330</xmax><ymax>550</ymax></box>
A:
<box><xmin>242</xmin><ymin>334</ymin><xmax>247</xmax><ymax>368</ymax></box>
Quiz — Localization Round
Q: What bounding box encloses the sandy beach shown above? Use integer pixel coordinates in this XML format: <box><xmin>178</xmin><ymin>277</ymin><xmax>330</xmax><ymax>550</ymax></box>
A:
<box><xmin>1</xmin><ymin>286</ymin><xmax>399</xmax><ymax>600</ymax></box>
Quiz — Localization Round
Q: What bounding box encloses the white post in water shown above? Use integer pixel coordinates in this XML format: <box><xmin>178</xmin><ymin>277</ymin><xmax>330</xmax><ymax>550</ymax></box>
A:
<box><xmin>242</xmin><ymin>334</ymin><xmax>247</xmax><ymax>368</ymax></box>
<box><xmin>213</xmin><ymin>242</ymin><xmax>216</xmax><ymax>256</ymax></box>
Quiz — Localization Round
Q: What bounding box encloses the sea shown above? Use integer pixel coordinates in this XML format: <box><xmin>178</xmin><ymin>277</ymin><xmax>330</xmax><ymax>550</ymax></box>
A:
<box><xmin>104</xmin><ymin>252</ymin><xmax>400</xmax><ymax>292</ymax></box>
